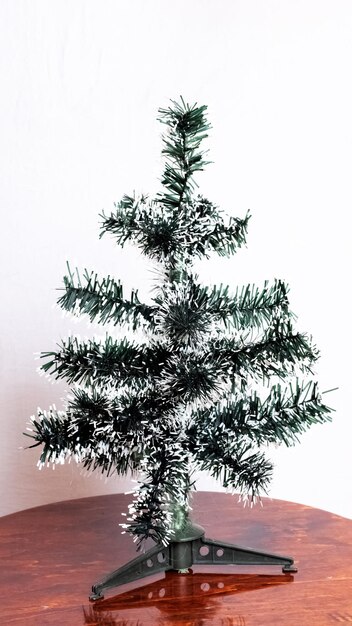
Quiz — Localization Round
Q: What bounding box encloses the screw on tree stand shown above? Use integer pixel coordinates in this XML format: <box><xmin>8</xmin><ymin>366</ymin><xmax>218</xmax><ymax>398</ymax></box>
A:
<box><xmin>26</xmin><ymin>97</ymin><xmax>331</xmax><ymax>602</ymax></box>
<box><xmin>89</xmin><ymin>509</ymin><xmax>297</xmax><ymax>601</ymax></box>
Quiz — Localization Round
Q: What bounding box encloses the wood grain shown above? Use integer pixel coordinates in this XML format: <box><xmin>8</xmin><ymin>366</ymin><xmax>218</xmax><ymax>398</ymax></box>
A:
<box><xmin>0</xmin><ymin>492</ymin><xmax>352</xmax><ymax>625</ymax></box>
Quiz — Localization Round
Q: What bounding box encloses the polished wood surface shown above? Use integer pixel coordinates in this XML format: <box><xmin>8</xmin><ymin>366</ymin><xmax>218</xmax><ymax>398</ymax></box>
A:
<box><xmin>1</xmin><ymin>492</ymin><xmax>352</xmax><ymax>625</ymax></box>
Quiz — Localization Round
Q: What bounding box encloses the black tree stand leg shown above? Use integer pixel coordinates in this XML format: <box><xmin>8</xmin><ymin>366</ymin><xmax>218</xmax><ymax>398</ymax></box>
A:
<box><xmin>89</xmin><ymin>518</ymin><xmax>297</xmax><ymax>601</ymax></box>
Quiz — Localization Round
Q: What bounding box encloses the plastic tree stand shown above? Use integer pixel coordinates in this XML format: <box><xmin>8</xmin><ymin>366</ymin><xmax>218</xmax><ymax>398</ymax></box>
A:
<box><xmin>89</xmin><ymin>516</ymin><xmax>297</xmax><ymax>601</ymax></box>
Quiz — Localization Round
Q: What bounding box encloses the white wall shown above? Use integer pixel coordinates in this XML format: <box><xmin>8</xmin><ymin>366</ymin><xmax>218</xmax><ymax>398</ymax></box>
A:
<box><xmin>1</xmin><ymin>0</ymin><xmax>351</xmax><ymax>518</ymax></box>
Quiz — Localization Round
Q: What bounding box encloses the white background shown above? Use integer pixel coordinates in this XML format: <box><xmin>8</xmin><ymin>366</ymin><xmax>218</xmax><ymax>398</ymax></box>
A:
<box><xmin>1</xmin><ymin>0</ymin><xmax>351</xmax><ymax>518</ymax></box>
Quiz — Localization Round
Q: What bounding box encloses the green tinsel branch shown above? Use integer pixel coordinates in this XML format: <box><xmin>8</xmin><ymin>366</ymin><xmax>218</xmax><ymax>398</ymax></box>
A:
<box><xmin>156</xmin><ymin>97</ymin><xmax>211</xmax><ymax>209</ymax></box>
<box><xmin>40</xmin><ymin>336</ymin><xmax>169</xmax><ymax>388</ymax></box>
<box><xmin>101</xmin><ymin>196</ymin><xmax>250</xmax><ymax>263</ymax></box>
<box><xmin>193</xmin><ymin>435</ymin><xmax>273</xmax><ymax>499</ymax></box>
<box><xmin>153</xmin><ymin>278</ymin><xmax>293</xmax><ymax>345</ymax></box>
<box><xmin>189</xmin><ymin>380</ymin><xmax>332</xmax><ymax>448</ymax></box>
<box><xmin>212</xmin><ymin>322</ymin><xmax>319</xmax><ymax>382</ymax></box>
<box><xmin>58</xmin><ymin>263</ymin><xmax>155</xmax><ymax>329</ymax></box>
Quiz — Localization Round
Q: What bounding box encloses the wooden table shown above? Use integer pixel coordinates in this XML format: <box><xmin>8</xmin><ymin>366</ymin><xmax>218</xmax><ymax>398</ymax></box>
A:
<box><xmin>1</xmin><ymin>492</ymin><xmax>352</xmax><ymax>625</ymax></box>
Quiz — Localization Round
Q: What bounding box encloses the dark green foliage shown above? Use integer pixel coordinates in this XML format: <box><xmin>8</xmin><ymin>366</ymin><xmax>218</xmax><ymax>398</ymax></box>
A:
<box><xmin>40</xmin><ymin>336</ymin><xmax>169</xmax><ymax>388</ymax></box>
<box><xmin>157</xmin><ymin>98</ymin><xmax>211</xmax><ymax>208</ymax></box>
<box><xmin>211</xmin><ymin>323</ymin><xmax>319</xmax><ymax>382</ymax></box>
<box><xmin>58</xmin><ymin>263</ymin><xmax>155</xmax><ymax>329</ymax></box>
<box><xmin>27</xmin><ymin>97</ymin><xmax>333</xmax><ymax>547</ymax></box>
<box><xmin>188</xmin><ymin>380</ymin><xmax>331</xmax><ymax>449</ymax></box>
<box><xmin>101</xmin><ymin>195</ymin><xmax>250</xmax><ymax>263</ymax></box>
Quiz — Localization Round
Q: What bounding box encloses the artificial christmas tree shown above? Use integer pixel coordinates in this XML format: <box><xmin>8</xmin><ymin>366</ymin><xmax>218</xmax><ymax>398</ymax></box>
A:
<box><xmin>26</xmin><ymin>98</ymin><xmax>332</xmax><ymax>600</ymax></box>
